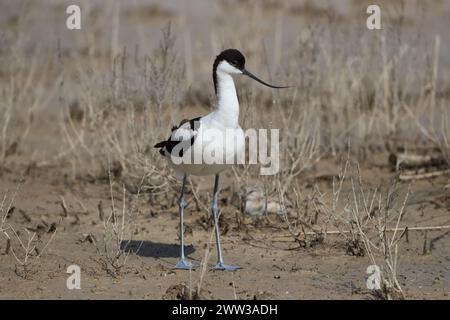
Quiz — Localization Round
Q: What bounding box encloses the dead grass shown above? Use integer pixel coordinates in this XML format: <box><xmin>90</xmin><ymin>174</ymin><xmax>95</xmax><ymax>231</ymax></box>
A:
<box><xmin>0</xmin><ymin>1</ymin><xmax>449</xmax><ymax>299</ymax></box>
<box><xmin>0</xmin><ymin>183</ymin><xmax>58</xmax><ymax>279</ymax></box>
<box><xmin>92</xmin><ymin>164</ymin><xmax>146</xmax><ymax>278</ymax></box>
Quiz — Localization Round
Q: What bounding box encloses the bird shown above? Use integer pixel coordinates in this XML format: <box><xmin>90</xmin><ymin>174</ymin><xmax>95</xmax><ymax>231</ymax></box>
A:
<box><xmin>154</xmin><ymin>49</ymin><xmax>288</xmax><ymax>271</ymax></box>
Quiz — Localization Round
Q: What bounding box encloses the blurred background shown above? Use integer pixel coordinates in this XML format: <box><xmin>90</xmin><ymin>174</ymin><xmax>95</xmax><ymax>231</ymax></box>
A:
<box><xmin>0</xmin><ymin>0</ymin><xmax>449</xmax><ymax>177</ymax></box>
<box><xmin>1</xmin><ymin>0</ymin><xmax>450</xmax><ymax>104</ymax></box>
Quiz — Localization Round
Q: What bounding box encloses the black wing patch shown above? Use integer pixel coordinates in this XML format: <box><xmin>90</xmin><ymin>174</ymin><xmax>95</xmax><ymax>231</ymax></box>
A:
<box><xmin>154</xmin><ymin>117</ymin><xmax>201</xmax><ymax>157</ymax></box>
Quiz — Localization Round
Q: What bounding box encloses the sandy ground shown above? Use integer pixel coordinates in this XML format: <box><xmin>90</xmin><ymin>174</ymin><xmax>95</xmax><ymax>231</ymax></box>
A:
<box><xmin>0</xmin><ymin>156</ymin><xmax>448</xmax><ymax>300</ymax></box>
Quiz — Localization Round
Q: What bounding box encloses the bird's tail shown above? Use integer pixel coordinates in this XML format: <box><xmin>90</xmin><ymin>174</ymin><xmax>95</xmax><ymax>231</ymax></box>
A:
<box><xmin>154</xmin><ymin>141</ymin><xmax>166</xmax><ymax>148</ymax></box>
<box><xmin>154</xmin><ymin>141</ymin><xmax>167</xmax><ymax>156</ymax></box>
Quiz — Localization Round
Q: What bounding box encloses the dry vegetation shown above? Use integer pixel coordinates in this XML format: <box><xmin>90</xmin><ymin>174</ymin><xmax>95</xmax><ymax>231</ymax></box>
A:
<box><xmin>0</xmin><ymin>0</ymin><xmax>449</xmax><ymax>300</ymax></box>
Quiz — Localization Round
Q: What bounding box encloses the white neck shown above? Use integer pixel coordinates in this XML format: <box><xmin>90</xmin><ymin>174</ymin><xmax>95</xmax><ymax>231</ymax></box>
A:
<box><xmin>213</xmin><ymin>70</ymin><xmax>239</xmax><ymax>128</ymax></box>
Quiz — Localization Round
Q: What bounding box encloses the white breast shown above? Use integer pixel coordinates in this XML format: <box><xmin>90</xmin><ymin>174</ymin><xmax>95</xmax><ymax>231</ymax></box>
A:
<box><xmin>168</xmin><ymin>117</ymin><xmax>245</xmax><ymax>177</ymax></box>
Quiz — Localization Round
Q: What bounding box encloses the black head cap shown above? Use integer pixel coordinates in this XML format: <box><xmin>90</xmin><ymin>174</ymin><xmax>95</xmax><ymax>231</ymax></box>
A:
<box><xmin>213</xmin><ymin>49</ymin><xmax>246</xmax><ymax>93</ymax></box>
<box><xmin>216</xmin><ymin>49</ymin><xmax>246</xmax><ymax>70</ymax></box>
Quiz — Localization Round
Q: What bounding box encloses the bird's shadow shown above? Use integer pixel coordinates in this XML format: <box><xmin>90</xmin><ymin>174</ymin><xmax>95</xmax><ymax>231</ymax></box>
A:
<box><xmin>120</xmin><ymin>240</ymin><xmax>195</xmax><ymax>258</ymax></box>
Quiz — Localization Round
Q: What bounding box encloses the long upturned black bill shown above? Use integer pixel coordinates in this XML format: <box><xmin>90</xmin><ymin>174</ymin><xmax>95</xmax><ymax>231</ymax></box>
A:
<box><xmin>242</xmin><ymin>69</ymin><xmax>289</xmax><ymax>89</ymax></box>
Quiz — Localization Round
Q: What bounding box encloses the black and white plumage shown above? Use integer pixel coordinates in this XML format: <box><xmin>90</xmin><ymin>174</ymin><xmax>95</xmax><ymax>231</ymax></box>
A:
<box><xmin>154</xmin><ymin>49</ymin><xmax>288</xmax><ymax>271</ymax></box>
<box><xmin>154</xmin><ymin>117</ymin><xmax>201</xmax><ymax>158</ymax></box>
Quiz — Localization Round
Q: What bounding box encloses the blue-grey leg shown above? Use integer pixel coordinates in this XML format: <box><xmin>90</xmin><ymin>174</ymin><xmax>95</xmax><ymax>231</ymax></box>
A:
<box><xmin>174</xmin><ymin>174</ymin><xmax>195</xmax><ymax>270</ymax></box>
<box><xmin>211</xmin><ymin>174</ymin><xmax>241</xmax><ymax>271</ymax></box>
